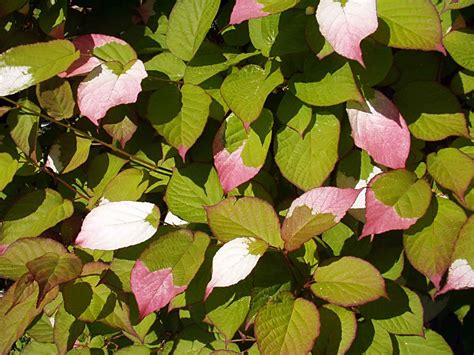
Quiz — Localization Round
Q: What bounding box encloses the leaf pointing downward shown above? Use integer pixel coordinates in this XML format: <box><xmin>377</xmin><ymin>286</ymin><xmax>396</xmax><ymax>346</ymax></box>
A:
<box><xmin>205</xmin><ymin>237</ymin><xmax>267</xmax><ymax>299</ymax></box>
<box><xmin>316</xmin><ymin>0</ymin><xmax>378</xmax><ymax>65</ymax></box>
<box><xmin>77</xmin><ymin>60</ymin><xmax>147</xmax><ymax>125</ymax></box>
<box><xmin>347</xmin><ymin>89</ymin><xmax>410</xmax><ymax>169</ymax></box>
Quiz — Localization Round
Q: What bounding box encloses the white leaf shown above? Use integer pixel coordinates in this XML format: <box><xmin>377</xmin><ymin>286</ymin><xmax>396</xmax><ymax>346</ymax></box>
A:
<box><xmin>75</xmin><ymin>201</ymin><xmax>160</xmax><ymax>250</ymax></box>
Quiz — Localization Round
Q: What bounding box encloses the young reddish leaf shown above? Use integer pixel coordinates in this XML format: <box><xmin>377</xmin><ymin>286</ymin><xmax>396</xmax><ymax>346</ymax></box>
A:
<box><xmin>131</xmin><ymin>260</ymin><xmax>186</xmax><ymax>319</ymax></box>
<box><xmin>316</xmin><ymin>0</ymin><xmax>378</xmax><ymax>65</ymax></box>
<box><xmin>347</xmin><ymin>90</ymin><xmax>410</xmax><ymax>169</ymax></box>
<box><xmin>214</xmin><ymin>139</ymin><xmax>259</xmax><ymax>193</ymax></box>
<box><xmin>213</xmin><ymin>111</ymin><xmax>272</xmax><ymax>193</ymax></box>
<box><xmin>230</xmin><ymin>0</ymin><xmax>269</xmax><ymax>24</ymax></box>
<box><xmin>132</xmin><ymin>230</ymin><xmax>209</xmax><ymax>317</ymax></box>
<box><xmin>77</xmin><ymin>60</ymin><xmax>147</xmax><ymax>125</ymax></box>
<box><xmin>60</xmin><ymin>34</ymin><xmax>128</xmax><ymax>78</ymax></box>
<box><xmin>75</xmin><ymin>201</ymin><xmax>160</xmax><ymax>250</ymax></box>
<box><xmin>282</xmin><ymin>187</ymin><xmax>361</xmax><ymax>251</ymax></box>
<box><xmin>437</xmin><ymin>216</ymin><xmax>474</xmax><ymax>296</ymax></box>
<box><xmin>361</xmin><ymin>170</ymin><xmax>432</xmax><ymax>239</ymax></box>
<box><xmin>205</xmin><ymin>237</ymin><xmax>267</xmax><ymax>299</ymax></box>
<box><xmin>0</xmin><ymin>244</ymin><xmax>8</xmax><ymax>256</ymax></box>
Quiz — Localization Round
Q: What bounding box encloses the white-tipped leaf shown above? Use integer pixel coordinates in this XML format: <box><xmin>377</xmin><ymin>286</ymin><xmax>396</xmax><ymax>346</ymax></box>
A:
<box><xmin>205</xmin><ymin>237</ymin><xmax>267</xmax><ymax>298</ymax></box>
<box><xmin>75</xmin><ymin>201</ymin><xmax>160</xmax><ymax>250</ymax></box>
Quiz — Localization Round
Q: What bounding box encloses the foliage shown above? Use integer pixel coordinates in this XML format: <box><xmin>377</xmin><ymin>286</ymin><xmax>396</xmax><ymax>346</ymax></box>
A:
<box><xmin>0</xmin><ymin>0</ymin><xmax>473</xmax><ymax>353</ymax></box>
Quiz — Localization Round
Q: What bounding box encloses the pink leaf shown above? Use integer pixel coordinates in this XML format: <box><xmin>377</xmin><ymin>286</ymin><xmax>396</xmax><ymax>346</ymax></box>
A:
<box><xmin>436</xmin><ymin>259</ymin><xmax>474</xmax><ymax>296</ymax></box>
<box><xmin>77</xmin><ymin>60</ymin><xmax>147</xmax><ymax>125</ymax></box>
<box><xmin>230</xmin><ymin>0</ymin><xmax>269</xmax><ymax>25</ymax></box>
<box><xmin>0</xmin><ymin>244</ymin><xmax>8</xmax><ymax>256</ymax></box>
<box><xmin>288</xmin><ymin>187</ymin><xmax>362</xmax><ymax>222</ymax></box>
<box><xmin>75</xmin><ymin>201</ymin><xmax>159</xmax><ymax>250</ymax></box>
<box><xmin>60</xmin><ymin>34</ymin><xmax>128</xmax><ymax>78</ymax></box>
<box><xmin>347</xmin><ymin>90</ymin><xmax>410</xmax><ymax>169</ymax></box>
<box><xmin>316</xmin><ymin>0</ymin><xmax>378</xmax><ymax>65</ymax></box>
<box><xmin>134</xmin><ymin>0</ymin><xmax>156</xmax><ymax>24</ymax></box>
<box><xmin>360</xmin><ymin>177</ymin><xmax>417</xmax><ymax>239</ymax></box>
<box><xmin>131</xmin><ymin>260</ymin><xmax>186</xmax><ymax>319</ymax></box>
<box><xmin>213</xmin><ymin>125</ymin><xmax>261</xmax><ymax>193</ymax></box>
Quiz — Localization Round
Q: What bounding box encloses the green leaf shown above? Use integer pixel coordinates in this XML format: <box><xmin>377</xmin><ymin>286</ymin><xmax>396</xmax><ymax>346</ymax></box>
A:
<box><xmin>289</xmin><ymin>55</ymin><xmax>362</xmax><ymax>107</ymax></box>
<box><xmin>393</xmin><ymin>81</ymin><xmax>468</xmax><ymax>141</ymax></box>
<box><xmin>0</xmin><ymin>152</ymin><xmax>17</xmax><ymax>191</ymax></box>
<box><xmin>147</xmin><ymin>83</ymin><xmax>211</xmax><ymax>157</ymax></box>
<box><xmin>47</xmin><ymin>132</ymin><xmax>91</xmax><ymax>174</ymax></box>
<box><xmin>404</xmin><ymin>197</ymin><xmax>467</xmax><ymax>287</ymax></box>
<box><xmin>205</xmin><ymin>280</ymin><xmax>251</xmax><ymax>340</ymax></box>
<box><xmin>0</xmin><ymin>40</ymin><xmax>79</xmax><ymax>96</ymax></box>
<box><xmin>140</xmin><ymin>230</ymin><xmax>210</xmax><ymax>286</ymax></box>
<box><xmin>394</xmin><ymin>329</ymin><xmax>453</xmax><ymax>354</ymax></box>
<box><xmin>371</xmin><ymin>169</ymin><xmax>432</xmax><ymax>219</ymax></box>
<box><xmin>22</xmin><ymin>342</ymin><xmax>60</xmax><ymax>355</ymax></box>
<box><xmin>145</xmin><ymin>52</ymin><xmax>186</xmax><ymax>81</ymax></box>
<box><xmin>0</xmin><ymin>275</ymin><xmax>57</xmax><ymax>354</ymax></box>
<box><xmin>311</xmin><ymin>257</ymin><xmax>386</xmax><ymax>307</ymax></box>
<box><xmin>221</xmin><ymin>63</ymin><xmax>284</xmax><ymax>126</ymax></box>
<box><xmin>0</xmin><ymin>0</ymin><xmax>27</xmax><ymax>17</ymax></box>
<box><xmin>282</xmin><ymin>205</ymin><xmax>338</xmax><ymax>252</ymax></box>
<box><xmin>347</xmin><ymin>321</ymin><xmax>393</xmax><ymax>355</ymax></box>
<box><xmin>206</xmin><ymin>196</ymin><xmax>283</xmax><ymax>248</ymax></box>
<box><xmin>102</xmin><ymin>105</ymin><xmax>138</xmax><ymax>148</ymax></box>
<box><xmin>366</xmin><ymin>235</ymin><xmax>405</xmax><ymax>280</ymax></box>
<box><xmin>27</xmin><ymin>252</ymin><xmax>82</xmax><ymax>299</ymax></box>
<box><xmin>390</xmin><ymin>51</ymin><xmax>442</xmax><ymax>91</ymax></box>
<box><xmin>36</xmin><ymin>76</ymin><xmax>74</xmax><ymax>119</ymax></box>
<box><xmin>248</xmin><ymin>9</ymin><xmax>308</xmax><ymax>57</ymax></box>
<box><xmin>103</xmin><ymin>168</ymin><xmax>149</xmax><ymax>202</ymax></box>
<box><xmin>274</xmin><ymin>110</ymin><xmax>340</xmax><ymax>190</ymax></box>
<box><xmin>184</xmin><ymin>54</ymin><xmax>228</xmax><ymax>85</ymax></box>
<box><xmin>26</xmin><ymin>313</ymin><xmax>54</xmax><ymax>343</ymax></box>
<box><xmin>444</xmin><ymin>0</ymin><xmax>474</xmax><ymax>10</ymax></box>
<box><xmin>350</xmin><ymin>39</ymin><xmax>393</xmax><ymax>87</ymax></box>
<box><xmin>166</xmin><ymin>0</ymin><xmax>220</xmax><ymax>61</ymax></box>
<box><xmin>427</xmin><ymin>148</ymin><xmax>474</xmax><ymax>199</ymax></box>
<box><xmin>450</xmin><ymin>70</ymin><xmax>474</xmax><ymax>95</ymax></box>
<box><xmin>54</xmin><ymin>304</ymin><xmax>85</xmax><ymax>354</ymax></box>
<box><xmin>313</xmin><ymin>304</ymin><xmax>357</xmax><ymax>355</ymax></box>
<box><xmin>62</xmin><ymin>276</ymin><xmax>135</xmax><ymax>335</ymax></box>
<box><xmin>7</xmin><ymin>98</ymin><xmax>40</xmax><ymax>162</ymax></box>
<box><xmin>92</xmin><ymin>42</ymin><xmax>137</xmax><ymax>66</ymax></box>
<box><xmin>443</xmin><ymin>30</ymin><xmax>474</xmax><ymax>71</ymax></box>
<box><xmin>373</xmin><ymin>0</ymin><xmax>444</xmax><ymax>52</ymax></box>
<box><xmin>0</xmin><ymin>238</ymin><xmax>68</xmax><ymax>279</ymax></box>
<box><xmin>451</xmin><ymin>215</ymin><xmax>474</xmax><ymax>264</ymax></box>
<box><xmin>0</xmin><ymin>188</ymin><xmax>73</xmax><ymax>243</ymax></box>
<box><xmin>259</xmin><ymin>0</ymin><xmax>298</xmax><ymax>13</ymax></box>
<box><xmin>276</xmin><ymin>92</ymin><xmax>312</xmax><ymax>136</ymax></box>
<box><xmin>245</xmin><ymin>253</ymin><xmax>293</xmax><ymax>327</ymax></box>
<box><xmin>86</xmin><ymin>153</ymin><xmax>127</xmax><ymax>206</ymax></box>
<box><xmin>359</xmin><ymin>280</ymin><xmax>424</xmax><ymax>336</ymax></box>
<box><xmin>255</xmin><ymin>294</ymin><xmax>320</xmax><ymax>355</ymax></box>
<box><xmin>166</xmin><ymin>163</ymin><xmax>224</xmax><ymax>223</ymax></box>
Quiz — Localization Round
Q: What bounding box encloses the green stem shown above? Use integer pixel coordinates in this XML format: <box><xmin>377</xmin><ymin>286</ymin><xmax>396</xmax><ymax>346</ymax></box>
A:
<box><xmin>0</xmin><ymin>96</ymin><xmax>173</xmax><ymax>177</ymax></box>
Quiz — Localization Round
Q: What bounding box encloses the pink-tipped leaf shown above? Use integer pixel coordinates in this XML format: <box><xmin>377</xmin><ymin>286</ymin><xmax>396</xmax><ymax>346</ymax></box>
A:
<box><xmin>316</xmin><ymin>0</ymin><xmax>378</xmax><ymax>65</ymax></box>
<box><xmin>230</xmin><ymin>0</ymin><xmax>270</xmax><ymax>24</ymax></box>
<box><xmin>60</xmin><ymin>34</ymin><xmax>128</xmax><ymax>78</ymax></box>
<box><xmin>347</xmin><ymin>90</ymin><xmax>410</xmax><ymax>169</ymax></box>
<box><xmin>288</xmin><ymin>187</ymin><xmax>362</xmax><ymax>221</ymax></box>
<box><xmin>131</xmin><ymin>260</ymin><xmax>186</xmax><ymax>319</ymax></box>
<box><xmin>77</xmin><ymin>60</ymin><xmax>147</xmax><ymax>125</ymax></box>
